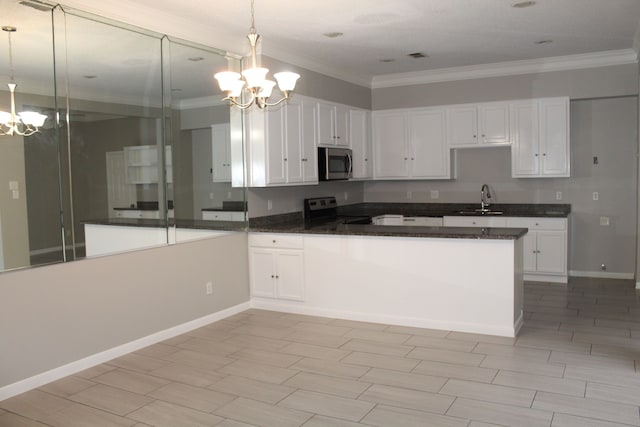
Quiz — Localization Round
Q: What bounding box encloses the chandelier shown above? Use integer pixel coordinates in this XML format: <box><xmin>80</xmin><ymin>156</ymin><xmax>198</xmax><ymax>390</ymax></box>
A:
<box><xmin>0</xmin><ymin>26</ymin><xmax>47</xmax><ymax>137</ymax></box>
<box><xmin>214</xmin><ymin>0</ymin><xmax>300</xmax><ymax>110</ymax></box>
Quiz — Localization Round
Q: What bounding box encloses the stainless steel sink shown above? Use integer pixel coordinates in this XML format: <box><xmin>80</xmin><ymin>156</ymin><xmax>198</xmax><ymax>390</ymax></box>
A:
<box><xmin>458</xmin><ymin>209</ymin><xmax>504</xmax><ymax>216</ymax></box>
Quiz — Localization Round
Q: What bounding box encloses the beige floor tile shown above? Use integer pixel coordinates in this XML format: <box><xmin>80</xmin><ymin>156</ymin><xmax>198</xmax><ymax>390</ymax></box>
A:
<box><xmin>328</xmin><ymin>319</ymin><xmax>387</xmax><ymax>331</ymax></box>
<box><xmin>284</xmin><ymin>331</ymin><xmax>351</xmax><ymax>348</ymax></box>
<box><xmin>360</xmin><ymin>367</ymin><xmax>446</xmax><ymax>393</ymax></box>
<box><xmin>585</xmin><ymin>382</ymin><xmax>640</xmax><ymax>406</ymax></box>
<box><xmin>440</xmin><ymin>378</ymin><xmax>535</xmax><ymax>407</ymax></box>
<box><xmin>279</xmin><ymin>342</ymin><xmax>351</xmax><ymax>361</ymax></box>
<box><xmin>362</xmin><ymin>404</ymin><xmax>468</xmax><ymax>427</ymax></box>
<box><xmin>163</xmin><ymin>349</ymin><xmax>235</xmax><ymax>371</ymax></box>
<box><xmin>385</xmin><ymin>325</ymin><xmax>449</xmax><ymax>338</ymax></box>
<box><xmin>230</xmin><ymin>324</ymin><xmax>295</xmax><ymax>339</ymax></box>
<box><xmin>218</xmin><ymin>359</ymin><xmax>299</xmax><ymax>384</ymax></box>
<box><xmin>229</xmin><ymin>347</ymin><xmax>302</xmax><ymax>367</ymax></box>
<box><xmin>290</xmin><ymin>357</ymin><xmax>370</xmax><ymax>379</ymax></box>
<box><xmin>223</xmin><ymin>334</ymin><xmax>291</xmax><ymax>351</ymax></box>
<box><xmin>590</xmin><ymin>343</ymin><xmax>640</xmax><ymax>361</ymax></box>
<box><xmin>149</xmin><ymin>362</ymin><xmax>227</xmax><ymax>387</ymax></box>
<box><xmin>445</xmin><ymin>331</ymin><xmax>516</xmax><ymax>346</ymax></box>
<box><xmin>473</xmin><ymin>342</ymin><xmax>551</xmax><ymax>361</ymax></box>
<box><xmin>0</xmin><ymin>412</ymin><xmax>51</xmax><ymax>426</ymax></box>
<box><xmin>44</xmin><ymin>402</ymin><xmax>137</xmax><ymax>427</ymax></box>
<box><xmin>177</xmin><ymin>337</ymin><xmax>241</xmax><ymax>356</ymax></box>
<box><xmin>532</xmin><ymin>391</ymin><xmax>640</xmax><ymax>426</ymax></box>
<box><xmin>359</xmin><ymin>384</ymin><xmax>454</xmax><ymax>414</ymax></box>
<box><xmin>278</xmin><ymin>313</ymin><xmax>334</xmax><ymax>324</ymax></box>
<box><xmin>551</xmin><ymin>413</ymin><xmax>636</xmax><ymax>427</ymax></box>
<box><xmin>186</xmin><ymin>327</ymin><xmax>235</xmax><ymax>341</ymax></box>
<box><xmin>217</xmin><ymin>419</ymin><xmax>257</xmax><ymax>427</ymax></box>
<box><xmin>160</xmin><ymin>334</ymin><xmax>192</xmax><ymax>346</ymax></box>
<box><xmin>558</xmin><ymin>323</ymin><xmax>631</xmax><ymax>337</ymax></box>
<box><xmin>492</xmin><ymin>370</ymin><xmax>585</xmax><ymax>396</ymax></box>
<box><xmin>93</xmin><ymin>368</ymin><xmax>170</xmax><ymax>394</ymax></box>
<box><xmin>148</xmin><ymin>382</ymin><xmax>235</xmax><ymax>412</ymax></box>
<box><xmin>549</xmin><ymin>350</ymin><xmax>635</xmax><ymax>370</ymax></box>
<box><xmin>573</xmin><ymin>332</ymin><xmax>640</xmax><ymax>349</ymax></box>
<box><xmin>0</xmin><ymin>389</ymin><xmax>73</xmax><ymax>421</ymax></box>
<box><xmin>107</xmin><ymin>353</ymin><xmax>170</xmax><ymax>373</ymax></box>
<box><xmin>529</xmin><ymin>312</ymin><xmax>596</xmax><ymax>326</ymax></box>
<box><xmin>413</xmin><ymin>360</ymin><xmax>498</xmax><ymax>383</ymax></box>
<box><xmin>341</xmin><ymin>351</ymin><xmax>419</xmax><ymax>372</ymax></box>
<box><xmin>564</xmin><ymin>364</ymin><xmax>640</xmax><ymax>388</ymax></box>
<box><xmin>480</xmin><ymin>354</ymin><xmax>565</xmax><ymax>377</ymax></box>
<box><xmin>68</xmin><ymin>384</ymin><xmax>152</xmax><ymax>416</ymax></box>
<box><xmin>75</xmin><ymin>364</ymin><xmax>117</xmax><ymax>379</ymax></box>
<box><xmin>127</xmin><ymin>400</ymin><xmax>224</xmax><ymax>427</ymax></box>
<box><xmin>446</xmin><ymin>397</ymin><xmax>553</xmax><ymax>427</ymax></box>
<box><xmin>339</xmin><ymin>339</ymin><xmax>413</xmax><ymax>357</ymax></box>
<box><xmin>215</xmin><ymin>397</ymin><xmax>312</xmax><ymax>427</ymax></box>
<box><xmin>284</xmin><ymin>372</ymin><xmax>370</xmax><ymax>399</ymax></box>
<box><xmin>302</xmin><ymin>414</ymin><xmax>368</xmax><ymax>426</ymax></box>
<box><xmin>596</xmin><ymin>318</ymin><xmax>640</xmax><ymax>330</ymax></box>
<box><xmin>280</xmin><ymin>389</ymin><xmax>374</xmax><ymax>422</ymax></box>
<box><xmin>134</xmin><ymin>343</ymin><xmax>180</xmax><ymax>359</ymax></box>
<box><xmin>406</xmin><ymin>335</ymin><xmax>477</xmax><ymax>352</ymax></box>
<box><xmin>468</xmin><ymin>422</ymin><xmax>507</xmax><ymax>427</ymax></box>
<box><xmin>209</xmin><ymin>375</ymin><xmax>295</xmax><ymax>404</ymax></box>
<box><xmin>343</xmin><ymin>328</ymin><xmax>410</xmax><ymax>344</ymax></box>
<box><xmin>406</xmin><ymin>347</ymin><xmax>485</xmax><ymax>366</ymax></box>
<box><xmin>515</xmin><ymin>336</ymin><xmax>591</xmax><ymax>354</ymax></box>
<box><xmin>290</xmin><ymin>322</ymin><xmax>352</xmax><ymax>337</ymax></box>
<box><xmin>38</xmin><ymin>375</ymin><xmax>96</xmax><ymax>397</ymax></box>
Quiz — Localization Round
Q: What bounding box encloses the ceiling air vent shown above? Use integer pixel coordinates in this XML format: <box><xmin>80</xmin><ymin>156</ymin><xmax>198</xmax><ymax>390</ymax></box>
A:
<box><xmin>408</xmin><ymin>52</ymin><xmax>428</xmax><ymax>59</ymax></box>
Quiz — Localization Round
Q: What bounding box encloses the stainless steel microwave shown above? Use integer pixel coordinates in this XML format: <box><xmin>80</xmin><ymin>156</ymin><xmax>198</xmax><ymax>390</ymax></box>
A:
<box><xmin>318</xmin><ymin>147</ymin><xmax>352</xmax><ymax>181</ymax></box>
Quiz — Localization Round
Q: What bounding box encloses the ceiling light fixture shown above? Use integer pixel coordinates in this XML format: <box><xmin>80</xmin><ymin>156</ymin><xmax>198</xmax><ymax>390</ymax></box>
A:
<box><xmin>0</xmin><ymin>26</ymin><xmax>47</xmax><ymax>137</ymax></box>
<box><xmin>214</xmin><ymin>0</ymin><xmax>300</xmax><ymax>110</ymax></box>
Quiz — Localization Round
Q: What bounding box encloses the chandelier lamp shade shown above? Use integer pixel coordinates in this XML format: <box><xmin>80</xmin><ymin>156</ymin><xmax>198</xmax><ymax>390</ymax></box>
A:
<box><xmin>214</xmin><ymin>0</ymin><xmax>300</xmax><ymax>110</ymax></box>
<box><xmin>0</xmin><ymin>26</ymin><xmax>47</xmax><ymax>137</ymax></box>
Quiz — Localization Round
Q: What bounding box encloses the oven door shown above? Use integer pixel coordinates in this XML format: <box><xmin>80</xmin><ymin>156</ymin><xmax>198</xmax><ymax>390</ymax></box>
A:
<box><xmin>319</xmin><ymin>147</ymin><xmax>352</xmax><ymax>180</ymax></box>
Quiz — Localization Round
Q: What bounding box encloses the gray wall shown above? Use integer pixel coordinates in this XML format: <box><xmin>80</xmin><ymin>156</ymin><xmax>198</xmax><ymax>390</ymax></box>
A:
<box><xmin>0</xmin><ymin>233</ymin><xmax>250</xmax><ymax>389</ymax></box>
<box><xmin>365</xmin><ymin>97</ymin><xmax>638</xmax><ymax>276</ymax></box>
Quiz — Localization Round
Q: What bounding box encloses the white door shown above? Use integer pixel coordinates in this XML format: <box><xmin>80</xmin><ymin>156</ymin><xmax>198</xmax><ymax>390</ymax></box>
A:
<box><xmin>276</xmin><ymin>251</ymin><xmax>305</xmax><ymax>301</ymax></box>
<box><xmin>211</xmin><ymin>123</ymin><xmax>230</xmax><ymax>182</ymax></box>
<box><xmin>350</xmin><ymin>109</ymin><xmax>371</xmax><ymax>179</ymax></box>
<box><xmin>410</xmin><ymin>108</ymin><xmax>448</xmax><ymax>178</ymax></box>
<box><xmin>373</xmin><ymin>111</ymin><xmax>409</xmax><ymax>178</ymax></box>
<box><xmin>536</xmin><ymin>231</ymin><xmax>567</xmax><ymax>274</ymax></box>
<box><xmin>301</xmin><ymin>100</ymin><xmax>318</xmax><ymax>182</ymax></box>
<box><xmin>265</xmin><ymin>105</ymin><xmax>286</xmax><ymax>184</ymax></box>
<box><xmin>511</xmin><ymin>101</ymin><xmax>540</xmax><ymax>177</ymax></box>
<box><xmin>447</xmin><ymin>106</ymin><xmax>478</xmax><ymax>146</ymax></box>
<box><xmin>540</xmin><ymin>98</ymin><xmax>570</xmax><ymax>177</ymax></box>
<box><xmin>285</xmin><ymin>99</ymin><xmax>303</xmax><ymax>183</ymax></box>
<box><xmin>479</xmin><ymin>102</ymin><xmax>510</xmax><ymax>144</ymax></box>
<box><xmin>106</xmin><ymin>151</ymin><xmax>136</xmax><ymax>218</ymax></box>
<box><xmin>249</xmin><ymin>249</ymin><xmax>277</xmax><ymax>298</ymax></box>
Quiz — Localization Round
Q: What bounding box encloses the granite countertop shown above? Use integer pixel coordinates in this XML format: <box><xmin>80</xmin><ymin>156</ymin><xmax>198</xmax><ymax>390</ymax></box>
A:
<box><xmin>82</xmin><ymin>218</ymin><xmax>246</xmax><ymax>231</ymax></box>
<box><xmin>336</xmin><ymin>203</ymin><xmax>571</xmax><ymax>218</ymax></box>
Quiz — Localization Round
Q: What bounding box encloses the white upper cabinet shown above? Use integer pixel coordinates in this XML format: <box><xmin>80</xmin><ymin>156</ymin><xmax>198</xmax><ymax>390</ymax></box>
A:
<box><xmin>511</xmin><ymin>97</ymin><xmax>570</xmax><ymax>178</ymax></box>
<box><xmin>372</xmin><ymin>107</ymin><xmax>450</xmax><ymax>180</ymax></box>
<box><xmin>211</xmin><ymin>123</ymin><xmax>231</xmax><ymax>182</ymax></box>
<box><xmin>318</xmin><ymin>101</ymin><xmax>349</xmax><ymax>146</ymax></box>
<box><xmin>447</xmin><ymin>102</ymin><xmax>510</xmax><ymax>147</ymax></box>
<box><xmin>349</xmin><ymin>109</ymin><xmax>372</xmax><ymax>179</ymax></box>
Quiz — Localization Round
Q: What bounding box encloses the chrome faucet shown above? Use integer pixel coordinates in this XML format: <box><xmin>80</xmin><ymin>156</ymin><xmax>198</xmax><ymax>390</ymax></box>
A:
<box><xmin>480</xmin><ymin>184</ymin><xmax>492</xmax><ymax>211</ymax></box>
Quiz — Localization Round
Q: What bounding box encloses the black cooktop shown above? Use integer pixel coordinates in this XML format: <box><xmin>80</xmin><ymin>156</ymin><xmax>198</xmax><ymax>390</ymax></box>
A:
<box><xmin>303</xmin><ymin>196</ymin><xmax>371</xmax><ymax>228</ymax></box>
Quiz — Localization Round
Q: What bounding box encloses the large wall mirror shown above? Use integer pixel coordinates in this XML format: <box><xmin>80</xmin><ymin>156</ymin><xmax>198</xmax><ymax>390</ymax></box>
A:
<box><xmin>0</xmin><ymin>0</ymin><xmax>246</xmax><ymax>273</ymax></box>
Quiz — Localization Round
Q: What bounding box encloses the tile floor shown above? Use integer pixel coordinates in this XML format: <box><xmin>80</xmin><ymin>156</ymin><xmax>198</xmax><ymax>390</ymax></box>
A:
<box><xmin>2</xmin><ymin>277</ymin><xmax>640</xmax><ymax>427</ymax></box>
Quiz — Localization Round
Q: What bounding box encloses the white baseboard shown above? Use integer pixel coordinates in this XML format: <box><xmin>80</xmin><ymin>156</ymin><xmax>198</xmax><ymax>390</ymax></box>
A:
<box><xmin>569</xmin><ymin>270</ymin><xmax>635</xmax><ymax>280</ymax></box>
<box><xmin>0</xmin><ymin>301</ymin><xmax>251</xmax><ymax>401</ymax></box>
<box><xmin>524</xmin><ymin>274</ymin><xmax>567</xmax><ymax>284</ymax></box>
<box><xmin>250</xmin><ymin>300</ymin><xmax>519</xmax><ymax>338</ymax></box>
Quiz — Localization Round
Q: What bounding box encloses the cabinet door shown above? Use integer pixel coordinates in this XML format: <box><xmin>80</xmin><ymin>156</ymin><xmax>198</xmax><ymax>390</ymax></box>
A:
<box><xmin>409</xmin><ymin>108</ymin><xmax>449</xmax><ymax>178</ymax></box>
<box><xmin>301</xmin><ymin>100</ymin><xmax>318</xmax><ymax>183</ymax></box>
<box><xmin>275</xmin><ymin>250</ymin><xmax>305</xmax><ymax>301</ymax></box>
<box><xmin>521</xmin><ymin>231</ymin><xmax>538</xmax><ymax>273</ymax></box>
<box><xmin>350</xmin><ymin>109</ymin><xmax>372</xmax><ymax>179</ymax></box>
<box><xmin>479</xmin><ymin>102</ymin><xmax>510</xmax><ymax>144</ymax></box>
<box><xmin>265</xmin><ymin>105</ymin><xmax>286</xmax><ymax>184</ymax></box>
<box><xmin>510</xmin><ymin>101</ymin><xmax>540</xmax><ymax>177</ymax></box>
<box><xmin>249</xmin><ymin>249</ymin><xmax>276</xmax><ymax>298</ymax></box>
<box><xmin>447</xmin><ymin>106</ymin><xmax>478</xmax><ymax>146</ymax></box>
<box><xmin>317</xmin><ymin>102</ymin><xmax>335</xmax><ymax>146</ymax></box>
<box><xmin>372</xmin><ymin>111</ymin><xmax>409</xmax><ymax>178</ymax></box>
<box><xmin>536</xmin><ymin>231</ymin><xmax>567</xmax><ymax>274</ymax></box>
<box><xmin>539</xmin><ymin>97</ymin><xmax>570</xmax><ymax>177</ymax></box>
<box><xmin>284</xmin><ymin>100</ymin><xmax>303</xmax><ymax>183</ymax></box>
<box><xmin>211</xmin><ymin>123</ymin><xmax>231</xmax><ymax>182</ymax></box>
<box><xmin>334</xmin><ymin>104</ymin><xmax>349</xmax><ymax>146</ymax></box>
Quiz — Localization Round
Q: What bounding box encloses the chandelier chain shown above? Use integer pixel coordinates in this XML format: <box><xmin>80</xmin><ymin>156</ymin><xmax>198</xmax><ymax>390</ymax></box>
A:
<box><xmin>249</xmin><ymin>0</ymin><xmax>256</xmax><ymax>35</ymax></box>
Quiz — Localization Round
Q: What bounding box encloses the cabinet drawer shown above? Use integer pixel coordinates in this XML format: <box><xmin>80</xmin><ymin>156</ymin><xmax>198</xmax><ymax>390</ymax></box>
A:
<box><xmin>443</xmin><ymin>216</ymin><xmax>507</xmax><ymax>227</ymax></box>
<box><xmin>403</xmin><ymin>216</ymin><xmax>443</xmax><ymax>226</ymax></box>
<box><xmin>506</xmin><ymin>217</ymin><xmax>567</xmax><ymax>231</ymax></box>
<box><xmin>249</xmin><ymin>233</ymin><xmax>304</xmax><ymax>249</ymax></box>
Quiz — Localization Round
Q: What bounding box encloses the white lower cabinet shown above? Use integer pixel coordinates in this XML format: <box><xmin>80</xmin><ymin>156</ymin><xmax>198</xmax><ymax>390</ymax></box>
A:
<box><xmin>248</xmin><ymin>233</ymin><xmax>305</xmax><ymax>301</ymax></box>
<box><xmin>201</xmin><ymin>211</ymin><xmax>245</xmax><ymax>221</ymax></box>
<box><xmin>443</xmin><ymin>216</ymin><xmax>507</xmax><ymax>227</ymax></box>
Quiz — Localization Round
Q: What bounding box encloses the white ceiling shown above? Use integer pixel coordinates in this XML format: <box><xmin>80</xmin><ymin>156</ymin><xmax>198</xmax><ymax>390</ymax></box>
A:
<box><xmin>59</xmin><ymin>0</ymin><xmax>640</xmax><ymax>87</ymax></box>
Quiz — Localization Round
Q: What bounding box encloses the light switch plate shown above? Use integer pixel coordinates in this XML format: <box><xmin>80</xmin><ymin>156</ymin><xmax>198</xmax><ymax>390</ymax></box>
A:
<box><xmin>592</xmin><ymin>192</ymin><xmax>599</xmax><ymax>201</ymax></box>
<box><xmin>555</xmin><ymin>191</ymin><xmax>562</xmax><ymax>200</ymax></box>
<box><xmin>430</xmin><ymin>190</ymin><xmax>439</xmax><ymax>199</ymax></box>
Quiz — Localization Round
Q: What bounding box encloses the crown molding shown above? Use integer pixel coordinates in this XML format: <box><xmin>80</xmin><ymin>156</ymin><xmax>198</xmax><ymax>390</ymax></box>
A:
<box><xmin>372</xmin><ymin>49</ymin><xmax>639</xmax><ymax>89</ymax></box>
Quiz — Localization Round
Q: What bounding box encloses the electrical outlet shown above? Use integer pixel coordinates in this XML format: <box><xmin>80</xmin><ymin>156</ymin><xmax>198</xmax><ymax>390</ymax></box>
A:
<box><xmin>556</xmin><ymin>191</ymin><xmax>562</xmax><ymax>201</ymax></box>
<box><xmin>11</xmin><ymin>190</ymin><xmax>19</xmax><ymax>199</ymax></box>
<box><xmin>592</xmin><ymin>192</ymin><xmax>599</xmax><ymax>201</ymax></box>
<box><xmin>209</xmin><ymin>192</ymin><xmax>214</xmax><ymax>200</ymax></box>
<box><xmin>600</xmin><ymin>216</ymin><xmax>610</xmax><ymax>226</ymax></box>
<box><xmin>267</xmin><ymin>200</ymin><xmax>273</xmax><ymax>211</ymax></box>
<box><xmin>406</xmin><ymin>191</ymin><xmax>412</xmax><ymax>200</ymax></box>
<box><xmin>430</xmin><ymin>190</ymin><xmax>439</xmax><ymax>199</ymax></box>
<box><xmin>205</xmin><ymin>282</ymin><xmax>213</xmax><ymax>294</ymax></box>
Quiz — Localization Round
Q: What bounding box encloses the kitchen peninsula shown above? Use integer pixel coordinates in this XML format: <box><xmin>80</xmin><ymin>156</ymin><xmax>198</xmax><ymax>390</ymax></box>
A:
<box><xmin>248</xmin><ymin>202</ymin><xmax>570</xmax><ymax>338</ymax></box>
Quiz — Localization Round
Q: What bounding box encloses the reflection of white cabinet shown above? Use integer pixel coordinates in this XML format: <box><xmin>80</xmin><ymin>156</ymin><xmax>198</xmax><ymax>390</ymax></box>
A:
<box><xmin>373</xmin><ymin>107</ymin><xmax>449</xmax><ymax>179</ymax></box>
<box><xmin>124</xmin><ymin>145</ymin><xmax>172</xmax><ymax>184</ymax></box>
<box><xmin>447</xmin><ymin>102</ymin><xmax>510</xmax><ymax>147</ymax></box>
<box><xmin>248</xmin><ymin>233</ymin><xmax>304</xmax><ymax>301</ymax></box>
<box><xmin>201</xmin><ymin>211</ymin><xmax>245</xmax><ymax>221</ymax></box>
<box><xmin>211</xmin><ymin>123</ymin><xmax>231</xmax><ymax>182</ymax></box>
<box><xmin>511</xmin><ymin>97</ymin><xmax>570</xmax><ymax>178</ymax></box>
<box><xmin>349</xmin><ymin>109</ymin><xmax>372</xmax><ymax>179</ymax></box>
<box><xmin>318</xmin><ymin>102</ymin><xmax>349</xmax><ymax>147</ymax></box>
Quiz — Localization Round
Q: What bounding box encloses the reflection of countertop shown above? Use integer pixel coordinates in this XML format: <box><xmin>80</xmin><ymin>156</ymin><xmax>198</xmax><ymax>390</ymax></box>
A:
<box><xmin>81</xmin><ymin>218</ymin><xmax>246</xmax><ymax>231</ymax></box>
